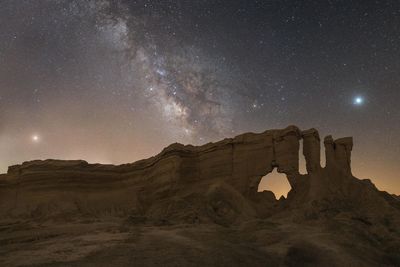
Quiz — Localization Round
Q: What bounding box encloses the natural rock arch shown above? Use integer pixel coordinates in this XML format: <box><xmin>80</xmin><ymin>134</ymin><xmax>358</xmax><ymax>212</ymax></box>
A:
<box><xmin>257</xmin><ymin>168</ymin><xmax>292</xmax><ymax>199</ymax></box>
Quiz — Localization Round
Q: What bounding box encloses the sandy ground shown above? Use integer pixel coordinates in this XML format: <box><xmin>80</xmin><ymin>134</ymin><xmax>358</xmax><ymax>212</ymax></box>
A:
<box><xmin>2</xmin><ymin>216</ymin><xmax>395</xmax><ymax>267</ymax></box>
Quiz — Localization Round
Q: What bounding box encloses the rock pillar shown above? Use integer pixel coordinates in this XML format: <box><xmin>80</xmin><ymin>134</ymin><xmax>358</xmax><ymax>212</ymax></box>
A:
<box><xmin>302</xmin><ymin>128</ymin><xmax>321</xmax><ymax>173</ymax></box>
<box><xmin>334</xmin><ymin>137</ymin><xmax>353</xmax><ymax>174</ymax></box>
<box><xmin>324</xmin><ymin>135</ymin><xmax>353</xmax><ymax>174</ymax></box>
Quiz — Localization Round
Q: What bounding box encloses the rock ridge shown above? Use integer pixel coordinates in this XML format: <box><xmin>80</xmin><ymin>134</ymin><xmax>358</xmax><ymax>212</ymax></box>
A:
<box><xmin>1</xmin><ymin>126</ymin><xmax>400</xmax><ymax>266</ymax></box>
<box><xmin>1</xmin><ymin>125</ymin><xmax>398</xmax><ymax>224</ymax></box>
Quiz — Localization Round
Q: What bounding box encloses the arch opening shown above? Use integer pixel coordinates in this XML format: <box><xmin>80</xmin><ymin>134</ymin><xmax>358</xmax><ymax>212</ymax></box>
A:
<box><xmin>320</xmin><ymin>146</ymin><xmax>326</xmax><ymax>168</ymax></box>
<box><xmin>299</xmin><ymin>140</ymin><xmax>307</xmax><ymax>174</ymax></box>
<box><xmin>257</xmin><ymin>168</ymin><xmax>292</xmax><ymax>199</ymax></box>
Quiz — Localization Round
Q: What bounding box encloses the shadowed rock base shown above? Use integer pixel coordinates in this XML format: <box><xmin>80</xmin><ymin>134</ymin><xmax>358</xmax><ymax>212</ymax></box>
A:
<box><xmin>0</xmin><ymin>126</ymin><xmax>399</xmax><ymax>266</ymax></box>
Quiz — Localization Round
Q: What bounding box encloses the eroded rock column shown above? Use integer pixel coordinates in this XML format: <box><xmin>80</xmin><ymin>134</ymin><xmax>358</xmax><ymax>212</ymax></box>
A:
<box><xmin>324</xmin><ymin>135</ymin><xmax>353</xmax><ymax>174</ymax></box>
<box><xmin>324</xmin><ymin>135</ymin><xmax>335</xmax><ymax>168</ymax></box>
<box><xmin>334</xmin><ymin>137</ymin><xmax>353</xmax><ymax>174</ymax></box>
<box><xmin>302</xmin><ymin>128</ymin><xmax>321</xmax><ymax>173</ymax></box>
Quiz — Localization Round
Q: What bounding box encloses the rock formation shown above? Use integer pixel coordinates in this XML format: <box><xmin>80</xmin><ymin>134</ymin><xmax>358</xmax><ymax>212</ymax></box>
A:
<box><xmin>301</xmin><ymin>128</ymin><xmax>320</xmax><ymax>173</ymax></box>
<box><xmin>0</xmin><ymin>126</ymin><xmax>399</xmax><ymax>267</ymax></box>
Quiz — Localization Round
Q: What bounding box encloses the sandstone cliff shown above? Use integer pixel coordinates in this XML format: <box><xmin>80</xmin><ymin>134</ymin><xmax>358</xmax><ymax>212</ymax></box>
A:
<box><xmin>0</xmin><ymin>126</ymin><xmax>399</xmax><ymax>266</ymax></box>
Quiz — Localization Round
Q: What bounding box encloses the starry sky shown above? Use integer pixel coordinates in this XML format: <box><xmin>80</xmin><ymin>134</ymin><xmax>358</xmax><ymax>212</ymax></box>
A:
<box><xmin>1</xmin><ymin>0</ymin><xmax>399</xmax><ymax>195</ymax></box>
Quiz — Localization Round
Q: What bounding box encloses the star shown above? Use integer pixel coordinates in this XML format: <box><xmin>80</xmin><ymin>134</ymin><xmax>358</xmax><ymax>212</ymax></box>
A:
<box><xmin>353</xmin><ymin>96</ymin><xmax>364</xmax><ymax>105</ymax></box>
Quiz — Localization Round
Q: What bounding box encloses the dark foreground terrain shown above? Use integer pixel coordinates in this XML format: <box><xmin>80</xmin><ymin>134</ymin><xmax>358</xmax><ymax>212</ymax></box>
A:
<box><xmin>1</xmin><ymin>126</ymin><xmax>399</xmax><ymax>266</ymax></box>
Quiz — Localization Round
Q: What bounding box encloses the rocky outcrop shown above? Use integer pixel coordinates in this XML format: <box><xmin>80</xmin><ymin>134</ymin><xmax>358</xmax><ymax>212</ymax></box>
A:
<box><xmin>0</xmin><ymin>125</ymin><xmax>398</xmax><ymax>224</ymax></box>
<box><xmin>1</xmin><ymin>125</ymin><xmax>400</xmax><ymax>267</ymax></box>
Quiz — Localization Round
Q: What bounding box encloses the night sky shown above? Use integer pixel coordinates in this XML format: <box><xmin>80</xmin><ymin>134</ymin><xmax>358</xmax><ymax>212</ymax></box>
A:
<box><xmin>1</xmin><ymin>1</ymin><xmax>399</xmax><ymax>195</ymax></box>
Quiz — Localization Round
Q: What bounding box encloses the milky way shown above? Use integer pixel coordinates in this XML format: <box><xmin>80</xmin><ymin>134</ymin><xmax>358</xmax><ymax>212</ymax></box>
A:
<box><xmin>1</xmin><ymin>0</ymin><xmax>400</xmax><ymax>194</ymax></box>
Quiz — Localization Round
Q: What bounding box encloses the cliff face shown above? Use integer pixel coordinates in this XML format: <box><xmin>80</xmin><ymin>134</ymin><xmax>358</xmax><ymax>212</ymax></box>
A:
<box><xmin>0</xmin><ymin>125</ymin><xmax>398</xmax><ymax>225</ymax></box>
<box><xmin>1</xmin><ymin>126</ymin><xmax>400</xmax><ymax>267</ymax></box>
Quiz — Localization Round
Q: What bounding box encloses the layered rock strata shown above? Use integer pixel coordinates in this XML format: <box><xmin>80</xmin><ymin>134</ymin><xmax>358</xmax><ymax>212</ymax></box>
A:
<box><xmin>0</xmin><ymin>126</ymin><xmax>398</xmax><ymax>226</ymax></box>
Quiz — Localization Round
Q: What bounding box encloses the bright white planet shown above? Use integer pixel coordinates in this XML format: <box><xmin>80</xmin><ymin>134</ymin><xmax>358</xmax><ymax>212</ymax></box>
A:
<box><xmin>353</xmin><ymin>96</ymin><xmax>364</xmax><ymax>105</ymax></box>
<box><xmin>31</xmin><ymin>134</ymin><xmax>40</xmax><ymax>143</ymax></box>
